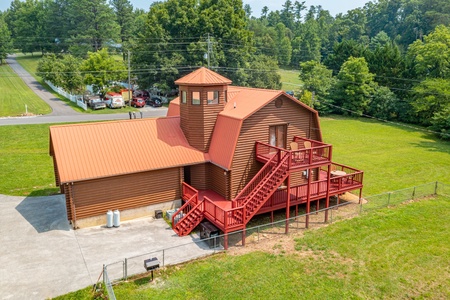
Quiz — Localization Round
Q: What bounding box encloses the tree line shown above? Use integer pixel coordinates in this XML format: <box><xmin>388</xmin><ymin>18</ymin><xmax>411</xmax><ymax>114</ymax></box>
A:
<box><xmin>0</xmin><ymin>0</ymin><xmax>449</xmax><ymax>138</ymax></box>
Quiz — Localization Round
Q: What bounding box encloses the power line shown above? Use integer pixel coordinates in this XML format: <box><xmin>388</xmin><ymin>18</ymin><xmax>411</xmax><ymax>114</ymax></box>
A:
<box><xmin>316</xmin><ymin>100</ymin><xmax>450</xmax><ymax>137</ymax></box>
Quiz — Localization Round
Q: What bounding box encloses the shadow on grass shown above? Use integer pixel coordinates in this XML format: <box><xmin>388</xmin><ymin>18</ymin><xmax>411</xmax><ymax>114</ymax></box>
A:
<box><xmin>28</xmin><ymin>187</ymin><xmax>60</xmax><ymax>197</ymax></box>
<box><xmin>15</xmin><ymin>194</ymin><xmax>70</xmax><ymax>233</ymax></box>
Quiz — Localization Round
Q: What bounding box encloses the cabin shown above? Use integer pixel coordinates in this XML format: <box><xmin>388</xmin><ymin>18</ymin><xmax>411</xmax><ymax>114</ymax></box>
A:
<box><xmin>49</xmin><ymin>67</ymin><xmax>363</xmax><ymax>247</ymax></box>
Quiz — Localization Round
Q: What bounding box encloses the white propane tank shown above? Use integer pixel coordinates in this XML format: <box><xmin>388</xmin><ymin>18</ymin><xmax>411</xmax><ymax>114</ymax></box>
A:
<box><xmin>106</xmin><ymin>210</ymin><xmax>113</xmax><ymax>228</ymax></box>
<box><xmin>113</xmin><ymin>209</ymin><xmax>120</xmax><ymax>227</ymax></box>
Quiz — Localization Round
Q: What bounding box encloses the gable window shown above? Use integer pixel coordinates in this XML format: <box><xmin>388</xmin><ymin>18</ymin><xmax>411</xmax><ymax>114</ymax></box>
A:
<box><xmin>181</xmin><ymin>91</ymin><xmax>187</xmax><ymax>104</ymax></box>
<box><xmin>192</xmin><ymin>91</ymin><xmax>200</xmax><ymax>105</ymax></box>
<box><xmin>207</xmin><ymin>91</ymin><xmax>219</xmax><ymax>105</ymax></box>
<box><xmin>269</xmin><ymin>125</ymin><xmax>287</xmax><ymax>149</ymax></box>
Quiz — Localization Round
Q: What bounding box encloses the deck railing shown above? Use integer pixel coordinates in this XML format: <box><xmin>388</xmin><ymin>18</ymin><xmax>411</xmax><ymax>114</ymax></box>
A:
<box><xmin>204</xmin><ymin>197</ymin><xmax>244</xmax><ymax>230</ymax></box>
<box><xmin>182</xmin><ymin>182</ymin><xmax>199</xmax><ymax>204</ymax></box>
<box><xmin>256</xmin><ymin>138</ymin><xmax>332</xmax><ymax>169</ymax></box>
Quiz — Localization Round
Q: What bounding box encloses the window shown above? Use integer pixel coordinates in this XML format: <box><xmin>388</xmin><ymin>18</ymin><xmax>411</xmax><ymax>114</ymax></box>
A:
<box><xmin>192</xmin><ymin>91</ymin><xmax>200</xmax><ymax>105</ymax></box>
<box><xmin>181</xmin><ymin>91</ymin><xmax>187</xmax><ymax>104</ymax></box>
<box><xmin>269</xmin><ymin>125</ymin><xmax>287</xmax><ymax>149</ymax></box>
<box><xmin>207</xmin><ymin>91</ymin><xmax>219</xmax><ymax>105</ymax></box>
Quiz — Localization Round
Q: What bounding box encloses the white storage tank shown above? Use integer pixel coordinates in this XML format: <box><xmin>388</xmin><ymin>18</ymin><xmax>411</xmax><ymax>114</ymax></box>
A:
<box><xmin>106</xmin><ymin>210</ymin><xmax>113</xmax><ymax>228</ymax></box>
<box><xmin>113</xmin><ymin>209</ymin><xmax>120</xmax><ymax>227</ymax></box>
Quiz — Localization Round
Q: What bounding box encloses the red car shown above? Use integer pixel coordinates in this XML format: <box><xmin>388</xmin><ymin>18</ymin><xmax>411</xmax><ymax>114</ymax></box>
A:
<box><xmin>131</xmin><ymin>97</ymin><xmax>146</xmax><ymax>108</ymax></box>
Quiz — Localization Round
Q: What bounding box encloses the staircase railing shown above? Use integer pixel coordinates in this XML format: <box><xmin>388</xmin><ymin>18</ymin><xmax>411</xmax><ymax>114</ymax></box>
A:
<box><xmin>239</xmin><ymin>152</ymin><xmax>290</xmax><ymax>224</ymax></box>
<box><xmin>233</xmin><ymin>152</ymin><xmax>281</xmax><ymax>207</ymax></box>
<box><xmin>172</xmin><ymin>197</ymin><xmax>204</xmax><ymax>236</ymax></box>
<box><xmin>172</xmin><ymin>191</ymin><xmax>198</xmax><ymax>228</ymax></box>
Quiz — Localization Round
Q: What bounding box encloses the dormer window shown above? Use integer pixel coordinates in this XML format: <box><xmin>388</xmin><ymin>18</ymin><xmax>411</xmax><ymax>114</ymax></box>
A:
<box><xmin>192</xmin><ymin>92</ymin><xmax>200</xmax><ymax>105</ymax></box>
<box><xmin>181</xmin><ymin>91</ymin><xmax>187</xmax><ymax>104</ymax></box>
<box><xmin>207</xmin><ymin>91</ymin><xmax>219</xmax><ymax>105</ymax></box>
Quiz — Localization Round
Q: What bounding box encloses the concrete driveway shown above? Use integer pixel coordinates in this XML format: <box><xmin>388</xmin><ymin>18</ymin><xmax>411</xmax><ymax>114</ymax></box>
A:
<box><xmin>0</xmin><ymin>194</ymin><xmax>218</xmax><ymax>299</ymax></box>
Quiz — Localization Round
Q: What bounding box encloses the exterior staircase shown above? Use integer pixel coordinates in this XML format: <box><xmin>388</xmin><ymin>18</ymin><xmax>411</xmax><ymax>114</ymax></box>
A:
<box><xmin>172</xmin><ymin>195</ymin><xmax>204</xmax><ymax>236</ymax></box>
<box><xmin>172</xmin><ymin>150</ymin><xmax>290</xmax><ymax>236</ymax></box>
<box><xmin>233</xmin><ymin>152</ymin><xmax>290</xmax><ymax>225</ymax></box>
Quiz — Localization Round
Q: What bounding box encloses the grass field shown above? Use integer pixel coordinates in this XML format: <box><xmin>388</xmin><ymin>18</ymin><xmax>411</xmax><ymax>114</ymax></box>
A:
<box><xmin>0</xmin><ymin>63</ymin><xmax>52</xmax><ymax>117</ymax></box>
<box><xmin>1</xmin><ymin>116</ymin><xmax>449</xmax><ymax>197</ymax></box>
<box><xmin>55</xmin><ymin>196</ymin><xmax>449</xmax><ymax>299</ymax></box>
<box><xmin>320</xmin><ymin>115</ymin><xmax>450</xmax><ymax>195</ymax></box>
<box><xmin>278</xmin><ymin>68</ymin><xmax>302</xmax><ymax>92</ymax></box>
<box><xmin>0</xmin><ymin>124</ymin><xmax>58</xmax><ymax>196</ymax></box>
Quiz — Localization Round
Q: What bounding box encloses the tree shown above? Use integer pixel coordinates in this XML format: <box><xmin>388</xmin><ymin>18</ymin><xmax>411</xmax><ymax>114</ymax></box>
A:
<box><xmin>37</xmin><ymin>54</ymin><xmax>64</xmax><ymax>86</ymax></box>
<box><xmin>324</xmin><ymin>40</ymin><xmax>367</xmax><ymax>75</ymax></box>
<box><xmin>366</xmin><ymin>85</ymin><xmax>399</xmax><ymax>120</ymax></box>
<box><xmin>80</xmin><ymin>48</ymin><xmax>127</xmax><ymax>93</ymax></box>
<box><xmin>407</xmin><ymin>25</ymin><xmax>450</xmax><ymax>79</ymax></box>
<box><xmin>6</xmin><ymin>0</ymin><xmax>47</xmax><ymax>54</ymax></box>
<box><xmin>0</xmin><ymin>13</ymin><xmax>13</xmax><ymax>64</ymax></box>
<box><xmin>65</xmin><ymin>0</ymin><xmax>120</xmax><ymax>57</ymax></box>
<box><xmin>110</xmin><ymin>0</ymin><xmax>135</xmax><ymax>59</ymax></box>
<box><xmin>412</xmin><ymin>78</ymin><xmax>450</xmax><ymax>128</ymax></box>
<box><xmin>298</xmin><ymin>60</ymin><xmax>335</xmax><ymax>113</ymax></box>
<box><xmin>37</xmin><ymin>53</ymin><xmax>83</xmax><ymax>93</ymax></box>
<box><xmin>334</xmin><ymin>56</ymin><xmax>375</xmax><ymax>115</ymax></box>
<box><xmin>244</xmin><ymin>55</ymin><xmax>281</xmax><ymax>89</ymax></box>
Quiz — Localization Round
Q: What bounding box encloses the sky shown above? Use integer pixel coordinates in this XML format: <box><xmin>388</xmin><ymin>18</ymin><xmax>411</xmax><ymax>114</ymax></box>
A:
<box><xmin>0</xmin><ymin>0</ymin><xmax>370</xmax><ymax>17</ymax></box>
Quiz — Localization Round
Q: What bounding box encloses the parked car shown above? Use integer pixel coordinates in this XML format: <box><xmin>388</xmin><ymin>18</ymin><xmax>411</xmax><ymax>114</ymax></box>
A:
<box><xmin>88</xmin><ymin>98</ymin><xmax>106</xmax><ymax>110</ymax></box>
<box><xmin>104</xmin><ymin>92</ymin><xmax>125</xmax><ymax>108</ymax></box>
<box><xmin>146</xmin><ymin>95</ymin><xmax>163</xmax><ymax>107</ymax></box>
<box><xmin>131</xmin><ymin>97</ymin><xmax>146</xmax><ymax>108</ymax></box>
<box><xmin>133</xmin><ymin>90</ymin><xmax>150</xmax><ymax>100</ymax></box>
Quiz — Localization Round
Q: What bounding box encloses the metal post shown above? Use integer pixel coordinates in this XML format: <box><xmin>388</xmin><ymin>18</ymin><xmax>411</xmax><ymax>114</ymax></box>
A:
<box><xmin>412</xmin><ymin>187</ymin><xmax>416</xmax><ymax>199</ymax></box>
<box><xmin>257</xmin><ymin>226</ymin><xmax>259</xmax><ymax>242</ymax></box>
<box><xmin>387</xmin><ymin>192</ymin><xmax>391</xmax><ymax>206</ymax></box>
<box><xmin>128</xmin><ymin>50</ymin><xmax>131</xmax><ymax>107</ymax></box>
<box><xmin>102</xmin><ymin>264</ymin><xmax>106</xmax><ymax>283</ymax></box>
<box><xmin>162</xmin><ymin>250</ymin><xmax>165</xmax><ymax>268</ymax></box>
<box><xmin>434</xmin><ymin>181</ymin><xmax>438</xmax><ymax>195</ymax></box>
<box><xmin>330</xmin><ymin>208</ymin><xmax>333</xmax><ymax>223</ymax></box>
<box><xmin>124</xmin><ymin>259</ymin><xmax>127</xmax><ymax>281</ymax></box>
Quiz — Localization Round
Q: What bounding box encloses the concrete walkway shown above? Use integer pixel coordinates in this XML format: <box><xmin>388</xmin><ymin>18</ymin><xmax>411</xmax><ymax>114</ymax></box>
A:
<box><xmin>0</xmin><ymin>194</ymin><xmax>217</xmax><ymax>299</ymax></box>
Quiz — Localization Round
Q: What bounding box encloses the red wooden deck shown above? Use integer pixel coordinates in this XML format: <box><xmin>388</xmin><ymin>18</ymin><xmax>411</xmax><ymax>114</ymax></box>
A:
<box><xmin>172</xmin><ymin>136</ymin><xmax>364</xmax><ymax>244</ymax></box>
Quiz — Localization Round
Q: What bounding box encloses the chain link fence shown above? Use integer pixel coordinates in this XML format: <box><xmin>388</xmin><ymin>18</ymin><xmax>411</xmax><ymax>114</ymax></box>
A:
<box><xmin>102</xmin><ymin>181</ymin><xmax>449</xmax><ymax>299</ymax></box>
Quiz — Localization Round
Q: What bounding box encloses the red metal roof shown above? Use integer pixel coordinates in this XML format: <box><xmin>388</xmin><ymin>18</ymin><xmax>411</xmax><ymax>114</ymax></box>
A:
<box><xmin>50</xmin><ymin>117</ymin><xmax>208</xmax><ymax>183</ymax></box>
<box><xmin>208</xmin><ymin>115</ymin><xmax>242</xmax><ymax>170</ymax></box>
<box><xmin>174</xmin><ymin>67</ymin><xmax>232</xmax><ymax>86</ymax></box>
<box><xmin>167</xmin><ymin>98</ymin><xmax>180</xmax><ymax>116</ymax></box>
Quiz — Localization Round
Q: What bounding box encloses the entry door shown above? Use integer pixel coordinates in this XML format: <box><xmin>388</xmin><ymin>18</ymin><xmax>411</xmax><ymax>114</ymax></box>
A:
<box><xmin>269</xmin><ymin>125</ymin><xmax>287</xmax><ymax>149</ymax></box>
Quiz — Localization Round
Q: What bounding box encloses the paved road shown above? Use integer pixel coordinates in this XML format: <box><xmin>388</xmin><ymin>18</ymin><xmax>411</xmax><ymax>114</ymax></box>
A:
<box><xmin>1</xmin><ymin>56</ymin><xmax>168</xmax><ymax>126</ymax></box>
<box><xmin>0</xmin><ymin>194</ymin><xmax>218</xmax><ymax>299</ymax></box>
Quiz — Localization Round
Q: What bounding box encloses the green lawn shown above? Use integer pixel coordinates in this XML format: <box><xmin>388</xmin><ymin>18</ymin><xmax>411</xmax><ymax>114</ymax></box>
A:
<box><xmin>57</xmin><ymin>196</ymin><xmax>449</xmax><ymax>299</ymax></box>
<box><xmin>0</xmin><ymin>124</ymin><xmax>58</xmax><ymax>196</ymax></box>
<box><xmin>320</xmin><ymin>115</ymin><xmax>450</xmax><ymax>195</ymax></box>
<box><xmin>0</xmin><ymin>63</ymin><xmax>52</xmax><ymax>117</ymax></box>
<box><xmin>278</xmin><ymin>68</ymin><xmax>302</xmax><ymax>92</ymax></box>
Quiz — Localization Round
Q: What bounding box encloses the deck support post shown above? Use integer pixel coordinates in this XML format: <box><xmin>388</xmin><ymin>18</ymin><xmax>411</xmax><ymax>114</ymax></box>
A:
<box><xmin>270</xmin><ymin>211</ymin><xmax>274</xmax><ymax>224</ymax></box>
<box><xmin>358</xmin><ymin>188</ymin><xmax>363</xmax><ymax>204</ymax></box>
<box><xmin>285</xmin><ymin>173</ymin><xmax>291</xmax><ymax>234</ymax></box>
<box><xmin>305</xmin><ymin>168</ymin><xmax>312</xmax><ymax>228</ymax></box>
<box><xmin>224</xmin><ymin>233</ymin><xmax>229</xmax><ymax>250</ymax></box>
<box><xmin>242</xmin><ymin>229</ymin><xmax>246</xmax><ymax>247</ymax></box>
<box><xmin>324</xmin><ymin>164</ymin><xmax>331</xmax><ymax>223</ymax></box>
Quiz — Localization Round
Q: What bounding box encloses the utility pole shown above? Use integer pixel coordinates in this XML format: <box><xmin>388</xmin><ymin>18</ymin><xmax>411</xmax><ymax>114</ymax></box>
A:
<box><xmin>207</xmin><ymin>33</ymin><xmax>211</xmax><ymax>69</ymax></box>
<box><xmin>128</xmin><ymin>50</ymin><xmax>131</xmax><ymax>106</ymax></box>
